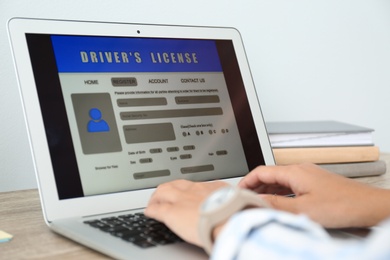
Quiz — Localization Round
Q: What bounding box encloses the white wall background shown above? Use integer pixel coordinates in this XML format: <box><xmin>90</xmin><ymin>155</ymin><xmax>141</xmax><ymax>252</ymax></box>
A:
<box><xmin>1</xmin><ymin>0</ymin><xmax>389</xmax><ymax>192</ymax></box>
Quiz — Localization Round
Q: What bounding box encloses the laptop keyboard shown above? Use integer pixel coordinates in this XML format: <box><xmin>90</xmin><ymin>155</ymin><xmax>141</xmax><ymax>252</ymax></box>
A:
<box><xmin>84</xmin><ymin>213</ymin><xmax>183</xmax><ymax>248</ymax></box>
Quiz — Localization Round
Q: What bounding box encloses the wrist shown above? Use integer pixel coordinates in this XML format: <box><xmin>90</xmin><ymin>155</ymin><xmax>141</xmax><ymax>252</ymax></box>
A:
<box><xmin>210</xmin><ymin>206</ymin><xmax>258</xmax><ymax>243</ymax></box>
<box><xmin>199</xmin><ymin>187</ymin><xmax>269</xmax><ymax>254</ymax></box>
<box><xmin>211</xmin><ymin>220</ymin><xmax>227</xmax><ymax>243</ymax></box>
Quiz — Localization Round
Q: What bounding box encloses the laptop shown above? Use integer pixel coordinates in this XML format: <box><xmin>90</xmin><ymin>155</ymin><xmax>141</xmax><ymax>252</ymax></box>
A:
<box><xmin>8</xmin><ymin>18</ymin><xmax>275</xmax><ymax>259</ymax></box>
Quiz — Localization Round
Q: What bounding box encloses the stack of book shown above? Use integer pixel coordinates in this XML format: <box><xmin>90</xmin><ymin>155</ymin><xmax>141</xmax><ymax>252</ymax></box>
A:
<box><xmin>266</xmin><ymin>120</ymin><xmax>386</xmax><ymax>177</ymax></box>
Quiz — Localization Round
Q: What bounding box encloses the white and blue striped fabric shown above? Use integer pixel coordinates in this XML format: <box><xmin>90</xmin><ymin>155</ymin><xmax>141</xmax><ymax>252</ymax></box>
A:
<box><xmin>212</xmin><ymin>209</ymin><xmax>390</xmax><ymax>260</ymax></box>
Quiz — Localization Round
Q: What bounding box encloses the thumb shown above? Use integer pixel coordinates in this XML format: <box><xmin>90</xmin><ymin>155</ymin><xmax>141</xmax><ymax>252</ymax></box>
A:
<box><xmin>260</xmin><ymin>194</ymin><xmax>299</xmax><ymax>214</ymax></box>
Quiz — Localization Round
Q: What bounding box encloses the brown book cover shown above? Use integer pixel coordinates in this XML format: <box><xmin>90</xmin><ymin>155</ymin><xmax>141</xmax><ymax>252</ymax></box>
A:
<box><xmin>273</xmin><ymin>146</ymin><xmax>380</xmax><ymax>165</ymax></box>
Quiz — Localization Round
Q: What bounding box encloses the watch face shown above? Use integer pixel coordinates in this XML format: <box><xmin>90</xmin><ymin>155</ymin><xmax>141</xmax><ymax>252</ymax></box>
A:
<box><xmin>201</xmin><ymin>186</ymin><xmax>236</xmax><ymax>212</ymax></box>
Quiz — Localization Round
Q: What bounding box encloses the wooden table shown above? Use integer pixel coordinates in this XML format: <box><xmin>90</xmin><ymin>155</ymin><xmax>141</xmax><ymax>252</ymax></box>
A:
<box><xmin>0</xmin><ymin>189</ymin><xmax>108</xmax><ymax>259</ymax></box>
<box><xmin>1</xmin><ymin>154</ymin><xmax>390</xmax><ymax>259</ymax></box>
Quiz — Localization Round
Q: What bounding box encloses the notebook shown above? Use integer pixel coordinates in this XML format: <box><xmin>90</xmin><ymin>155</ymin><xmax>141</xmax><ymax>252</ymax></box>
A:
<box><xmin>8</xmin><ymin>18</ymin><xmax>275</xmax><ymax>259</ymax></box>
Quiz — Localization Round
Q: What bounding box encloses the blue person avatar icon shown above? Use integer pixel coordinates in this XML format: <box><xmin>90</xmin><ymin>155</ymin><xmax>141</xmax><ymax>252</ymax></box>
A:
<box><xmin>87</xmin><ymin>108</ymin><xmax>110</xmax><ymax>132</ymax></box>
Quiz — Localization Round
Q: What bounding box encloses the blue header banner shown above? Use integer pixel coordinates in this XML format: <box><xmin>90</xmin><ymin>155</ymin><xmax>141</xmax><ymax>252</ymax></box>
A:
<box><xmin>50</xmin><ymin>36</ymin><xmax>222</xmax><ymax>73</ymax></box>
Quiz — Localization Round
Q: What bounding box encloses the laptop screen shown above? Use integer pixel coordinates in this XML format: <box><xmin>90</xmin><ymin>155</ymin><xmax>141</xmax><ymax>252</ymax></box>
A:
<box><xmin>25</xmin><ymin>33</ymin><xmax>265</xmax><ymax>200</ymax></box>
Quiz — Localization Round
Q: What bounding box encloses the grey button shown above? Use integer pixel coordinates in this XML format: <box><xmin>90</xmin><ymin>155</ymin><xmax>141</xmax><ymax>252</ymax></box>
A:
<box><xmin>112</xmin><ymin>77</ymin><xmax>137</xmax><ymax>86</ymax></box>
<box><xmin>140</xmin><ymin>158</ymin><xmax>153</xmax><ymax>164</ymax></box>
<box><xmin>180</xmin><ymin>154</ymin><xmax>192</xmax><ymax>159</ymax></box>
<box><xmin>175</xmin><ymin>95</ymin><xmax>220</xmax><ymax>104</ymax></box>
<box><xmin>181</xmin><ymin>164</ymin><xmax>215</xmax><ymax>174</ymax></box>
<box><xmin>167</xmin><ymin>147</ymin><xmax>180</xmax><ymax>152</ymax></box>
<box><xmin>123</xmin><ymin>123</ymin><xmax>175</xmax><ymax>144</ymax></box>
<box><xmin>134</xmin><ymin>169</ymin><xmax>170</xmax><ymax>179</ymax></box>
<box><xmin>120</xmin><ymin>107</ymin><xmax>223</xmax><ymax>120</ymax></box>
<box><xmin>183</xmin><ymin>145</ymin><xmax>195</xmax><ymax>150</ymax></box>
<box><xmin>216</xmin><ymin>150</ymin><xmax>228</xmax><ymax>156</ymax></box>
<box><xmin>150</xmin><ymin>148</ymin><xmax>163</xmax><ymax>154</ymax></box>
<box><xmin>117</xmin><ymin>98</ymin><xmax>167</xmax><ymax>107</ymax></box>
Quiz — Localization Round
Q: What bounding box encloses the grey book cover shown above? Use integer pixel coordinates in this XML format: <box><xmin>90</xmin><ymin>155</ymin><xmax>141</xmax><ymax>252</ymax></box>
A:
<box><xmin>319</xmin><ymin>160</ymin><xmax>386</xmax><ymax>178</ymax></box>
<box><xmin>266</xmin><ymin>120</ymin><xmax>374</xmax><ymax>148</ymax></box>
<box><xmin>266</xmin><ymin>120</ymin><xmax>374</xmax><ymax>134</ymax></box>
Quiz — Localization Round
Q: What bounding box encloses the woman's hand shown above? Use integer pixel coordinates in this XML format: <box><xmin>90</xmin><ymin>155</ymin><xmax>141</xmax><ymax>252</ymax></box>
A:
<box><xmin>145</xmin><ymin>179</ymin><xmax>228</xmax><ymax>247</ymax></box>
<box><xmin>239</xmin><ymin>163</ymin><xmax>390</xmax><ymax>228</ymax></box>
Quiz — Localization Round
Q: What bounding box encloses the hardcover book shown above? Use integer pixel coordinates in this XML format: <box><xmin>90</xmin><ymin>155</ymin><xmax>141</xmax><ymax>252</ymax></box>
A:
<box><xmin>266</xmin><ymin>120</ymin><xmax>374</xmax><ymax>148</ymax></box>
<box><xmin>272</xmin><ymin>146</ymin><xmax>380</xmax><ymax>165</ymax></box>
<box><xmin>319</xmin><ymin>160</ymin><xmax>386</xmax><ymax>178</ymax></box>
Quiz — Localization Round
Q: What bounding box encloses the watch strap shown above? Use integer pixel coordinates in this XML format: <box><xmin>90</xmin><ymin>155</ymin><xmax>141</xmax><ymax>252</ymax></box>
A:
<box><xmin>199</xmin><ymin>187</ymin><xmax>269</xmax><ymax>254</ymax></box>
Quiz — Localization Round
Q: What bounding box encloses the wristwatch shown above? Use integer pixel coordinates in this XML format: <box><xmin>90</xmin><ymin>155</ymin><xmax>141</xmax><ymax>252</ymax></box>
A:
<box><xmin>198</xmin><ymin>186</ymin><xmax>269</xmax><ymax>254</ymax></box>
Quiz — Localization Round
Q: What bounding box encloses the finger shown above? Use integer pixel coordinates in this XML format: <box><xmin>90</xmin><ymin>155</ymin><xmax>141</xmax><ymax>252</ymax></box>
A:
<box><xmin>148</xmin><ymin>184</ymin><xmax>185</xmax><ymax>206</ymax></box>
<box><xmin>251</xmin><ymin>183</ymin><xmax>293</xmax><ymax>195</ymax></box>
<box><xmin>239</xmin><ymin>165</ymin><xmax>294</xmax><ymax>191</ymax></box>
<box><xmin>145</xmin><ymin>202</ymin><xmax>202</xmax><ymax>247</ymax></box>
<box><xmin>144</xmin><ymin>201</ymin><xmax>172</xmax><ymax>222</ymax></box>
<box><xmin>260</xmin><ymin>194</ymin><xmax>300</xmax><ymax>214</ymax></box>
<box><xmin>157</xmin><ymin>179</ymin><xmax>194</xmax><ymax>191</ymax></box>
